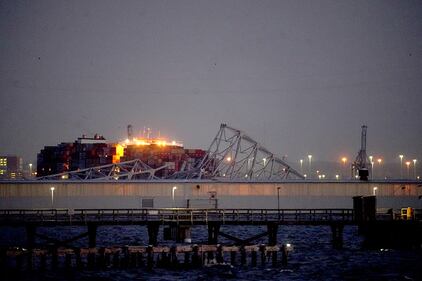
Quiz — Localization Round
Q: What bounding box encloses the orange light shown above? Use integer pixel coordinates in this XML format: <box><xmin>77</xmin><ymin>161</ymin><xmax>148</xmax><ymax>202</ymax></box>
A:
<box><xmin>119</xmin><ymin>136</ymin><xmax>182</xmax><ymax>150</ymax></box>
<box><xmin>377</xmin><ymin>158</ymin><xmax>382</xmax><ymax>164</ymax></box>
<box><xmin>341</xmin><ymin>157</ymin><xmax>347</xmax><ymax>164</ymax></box>
<box><xmin>405</xmin><ymin>161</ymin><xmax>411</xmax><ymax>167</ymax></box>
<box><xmin>113</xmin><ymin>144</ymin><xmax>125</xmax><ymax>163</ymax></box>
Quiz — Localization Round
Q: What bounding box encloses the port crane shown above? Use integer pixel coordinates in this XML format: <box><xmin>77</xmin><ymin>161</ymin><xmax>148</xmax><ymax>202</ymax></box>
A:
<box><xmin>352</xmin><ymin>125</ymin><xmax>370</xmax><ymax>180</ymax></box>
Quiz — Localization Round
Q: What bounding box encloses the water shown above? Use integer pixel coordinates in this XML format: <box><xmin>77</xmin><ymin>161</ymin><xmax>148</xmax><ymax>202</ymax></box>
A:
<box><xmin>1</xmin><ymin>225</ymin><xmax>421</xmax><ymax>280</ymax></box>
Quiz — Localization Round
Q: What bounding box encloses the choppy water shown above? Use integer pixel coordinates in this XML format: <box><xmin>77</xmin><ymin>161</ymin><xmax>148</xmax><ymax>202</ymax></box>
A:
<box><xmin>1</xmin><ymin>225</ymin><xmax>421</xmax><ymax>280</ymax></box>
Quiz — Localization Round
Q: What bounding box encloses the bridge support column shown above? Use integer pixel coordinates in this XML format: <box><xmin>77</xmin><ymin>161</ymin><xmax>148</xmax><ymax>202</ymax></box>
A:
<box><xmin>147</xmin><ymin>222</ymin><xmax>160</xmax><ymax>246</ymax></box>
<box><xmin>331</xmin><ymin>223</ymin><xmax>344</xmax><ymax>249</ymax></box>
<box><xmin>164</xmin><ymin>223</ymin><xmax>192</xmax><ymax>243</ymax></box>
<box><xmin>88</xmin><ymin>223</ymin><xmax>97</xmax><ymax>248</ymax></box>
<box><xmin>208</xmin><ymin>222</ymin><xmax>220</xmax><ymax>244</ymax></box>
<box><xmin>26</xmin><ymin>224</ymin><xmax>36</xmax><ymax>249</ymax></box>
<box><xmin>267</xmin><ymin>223</ymin><xmax>278</xmax><ymax>246</ymax></box>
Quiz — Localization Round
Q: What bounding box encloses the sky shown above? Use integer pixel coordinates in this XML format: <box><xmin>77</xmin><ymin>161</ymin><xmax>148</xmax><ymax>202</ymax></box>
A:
<box><xmin>0</xmin><ymin>0</ymin><xmax>421</xmax><ymax>166</ymax></box>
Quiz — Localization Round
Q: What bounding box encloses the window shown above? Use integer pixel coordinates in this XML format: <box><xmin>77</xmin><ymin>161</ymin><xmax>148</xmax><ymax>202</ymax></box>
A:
<box><xmin>141</xmin><ymin>198</ymin><xmax>154</xmax><ymax>208</ymax></box>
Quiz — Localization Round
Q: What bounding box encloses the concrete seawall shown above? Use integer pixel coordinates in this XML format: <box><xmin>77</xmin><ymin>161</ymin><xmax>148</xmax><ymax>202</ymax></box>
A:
<box><xmin>1</xmin><ymin>181</ymin><xmax>421</xmax><ymax>209</ymax></box>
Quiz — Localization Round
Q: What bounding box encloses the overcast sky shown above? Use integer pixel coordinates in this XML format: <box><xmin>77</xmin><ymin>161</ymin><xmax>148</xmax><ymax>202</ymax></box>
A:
<box><xmin>1</xmin><ymin>0</ymin><xmax>421</xmax><ymax>166</ymax></box>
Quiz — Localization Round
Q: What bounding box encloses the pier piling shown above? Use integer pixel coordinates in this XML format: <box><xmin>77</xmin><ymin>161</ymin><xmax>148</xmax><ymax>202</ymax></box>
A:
<box><xmin>208</xmin><ymin>222</ymin><xmax>220</xmax><ymax>244</ymax></box>
<box><xmin>87</xmin><ymin>223</ymin><xmax>97</xmax><ymax>248</ymax></box>
<box><xmin>147</xmin><ymin>223</ymin><xmax>160</xmax><ymax>246</ymax></box>
<box><xmin>331</xmin><ymin>223</ymin><xmax>344</xmax><ymax>249</ymax></box>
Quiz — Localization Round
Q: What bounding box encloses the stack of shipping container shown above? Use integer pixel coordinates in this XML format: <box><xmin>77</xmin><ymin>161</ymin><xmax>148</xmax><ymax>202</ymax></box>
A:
<box><xmin>37</xmin><ymin>135</ymin><xmax>205</xmax><ymax>178</ymax></box>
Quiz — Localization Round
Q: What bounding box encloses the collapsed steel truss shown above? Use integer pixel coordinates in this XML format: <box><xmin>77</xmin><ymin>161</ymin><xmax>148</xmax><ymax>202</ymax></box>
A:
<box><xmin>174</xmin><ymin>124</ymin><xmax>304</xmax><ymax>180</ymax></box>
<box><xmin>37</xmin><ymin>159</ymin><xmax>167</xmax><ymax>181</ymax></box>
<box><xmin>37</xmin><ymin>124</ymin><xmax>303</xmax><ymax>181</ymax></box>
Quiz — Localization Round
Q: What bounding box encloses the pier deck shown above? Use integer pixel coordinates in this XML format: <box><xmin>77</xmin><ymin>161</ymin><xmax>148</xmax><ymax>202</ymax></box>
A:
<box><xmin>0</xmin><ymin>208</ymin><xmax>355</xmax><ymax>226</ymax></box>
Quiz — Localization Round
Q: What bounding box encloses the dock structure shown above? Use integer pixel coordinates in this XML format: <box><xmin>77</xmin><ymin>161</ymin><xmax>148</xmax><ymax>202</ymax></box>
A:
<box><xmin>0</xmin><ymin>208</ymin><xmax>353</xmax><ymax>271</ymax></box>
<box><xmin>0</xmin><ymin>208</ymin><xmax>355</xmax><ymax>248</ymax></box>
<box><xmin>1</xmin><ymin>206</ymin><xmax>421</xmax><ymax>271</ymax></box>
<box><xmin>1</xmin><ymin>244</ymin><xmax>290</xmax><ymax>271</ymax></box>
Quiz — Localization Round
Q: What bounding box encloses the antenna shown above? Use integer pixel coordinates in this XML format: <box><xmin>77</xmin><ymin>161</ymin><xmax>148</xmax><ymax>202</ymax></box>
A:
<box><xmin>127</xmin><ymin>124</ymin><xmax>133</xmax><ymax>141</ymax></box>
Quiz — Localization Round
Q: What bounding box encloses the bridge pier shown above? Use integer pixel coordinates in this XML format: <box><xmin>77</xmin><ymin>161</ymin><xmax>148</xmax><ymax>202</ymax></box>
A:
<box><xmin>208</xmin><ymin>222</ymin><xmax>221</xmax><ymax>244</ymax></box>
<box><xmin>267</xmin><ymin>223</ymin><xmax>278</xmax><ymax>245</ymax></box>
<box><xmin>147</xmin><ymin>222</ymin><xmax>160</xmax><ymax>246</ymax></box>
<box><xmin>164</xmin><ymin>223</ymin><xmax>192</xmax><ymax>243</ymax></box>
<box><xmin>330</xmin><ymin>223</ymin><xmax>344</xmax><ymax>249</ymax></box>
<box><xmin>26</xmin><ymin>224</ymin><xmax>36</xmax><ymax>249</ymax></box>
<box><xmin>88</xmin><ymin>223</ymin><xmax>97</xmax><ymax>248</ymax></box>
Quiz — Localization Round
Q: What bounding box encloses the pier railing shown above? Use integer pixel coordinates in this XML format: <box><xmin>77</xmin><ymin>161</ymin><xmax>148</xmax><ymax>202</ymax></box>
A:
<box><xmin>0</xmin><ymin>208</ymin><xmax>355</xmax><ymax>225</ymax></box>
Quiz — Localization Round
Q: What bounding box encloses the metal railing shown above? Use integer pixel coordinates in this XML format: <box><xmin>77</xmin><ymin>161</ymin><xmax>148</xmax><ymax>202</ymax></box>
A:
<box><xmin>0</xmin><ymin>208</ymin><xmax>355</xmax><ymax>225</ymax></box>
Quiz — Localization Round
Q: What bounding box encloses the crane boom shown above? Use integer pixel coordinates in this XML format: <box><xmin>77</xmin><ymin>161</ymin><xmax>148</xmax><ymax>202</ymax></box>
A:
<box><xmin>352</xmin><ymin>125</ymin><xmax>370</xmax><ymax>181</ymax></box>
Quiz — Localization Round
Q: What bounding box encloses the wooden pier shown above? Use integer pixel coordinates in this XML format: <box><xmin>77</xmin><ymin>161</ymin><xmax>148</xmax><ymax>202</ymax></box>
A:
<box><xmin>1</xmin><ymin>205</ymin><xmax>420</xmax><ymax>272</ymax></box>
<box><xmin>0</xmin><ymin>208</ymin><xmax>354</xmax><ymax>248</ymax></box>
<box><xmin>0</xmin><ymin>208</ymin><xmax>355</xmax><ymax>226</ymax></box>
<box><xmin>1</xmin><ymin>244</ymin><xmax>291</xmax><ymax>271</ymax></box>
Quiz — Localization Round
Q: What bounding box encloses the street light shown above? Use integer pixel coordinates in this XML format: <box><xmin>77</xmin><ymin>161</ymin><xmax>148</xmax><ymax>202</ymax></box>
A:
<box><xmin>405</xmin><ymin>161</ymin><xmax>411</xmax><ymax>179</ymax></box>
<box><xmin>377</xmin><ymin>158</ymin><xmax>382</xmax><ymax>179</ymax></box>
<box><xmin>413</xmin><ymin>159</ymin><xmax>417</xmax><ymax>179</ymax></box>
<box><xmin>300</xmin><ymin>159</ymin><xmax>303</xmax><ymax>175</ymax></box>
<box><xmin>50</xmin><ymin>187</ymin><xmax>55</xmax><ymax>208</ymax></box>
<box><xmin>277</xmin><ymin>187</ymin><xmax>281</xmax><ymax>215</ymax></box>
<box><xmin>341</xmin><ymin>157</ymin><xmax>347</xmax><ymax>179</ymax></box>
<box><xmin>308</xmin><ymin>155</ymin><xmax>312</xmax><ymax>179</ymax></box>
<box><xmin>399</xmin><ymin>155</ymin><xmax>404</xmax><ymax>179</ymax></box>
<box><xmin>369</xmin><ymin>156</ymin><xmax>373</xmax><ymax>179</ymax></box>
<box><xmin>172</xmin><ymin>186</ymin><xmax>177</xmax><ymax>207</ymax></box>
<box><xmin>373</xmin><ymin>186</ymin><xmax>378</xmax><ymax>196</ymax></box>
<box><xmin>29</xmin><ymin>163</ymin><xmax>33</xmax><ymax>178</ymax></box>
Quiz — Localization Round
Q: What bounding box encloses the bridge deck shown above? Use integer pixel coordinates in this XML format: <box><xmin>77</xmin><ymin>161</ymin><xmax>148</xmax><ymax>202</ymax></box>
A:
<box><xmin>0</xmin><ymin>208</ymin><xmax>355</xmax><ymax>226</ymax></box>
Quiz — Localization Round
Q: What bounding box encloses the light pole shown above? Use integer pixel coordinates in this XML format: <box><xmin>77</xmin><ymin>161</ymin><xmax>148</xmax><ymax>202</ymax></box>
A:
<box><xmin>399</xmin><ymin>155</ymin><xmax>404</xmax><ymax>179</ymax></box>
<box><xmin>172</xmin><ymin>186</ymin><xmax>177</xmax><ymax>207</ymax></box>
<box><xmin>369</xmin><ymin>156</ymin><xmax>373</xmax><ymax>179</ymax></box>
<box><xmin>29</xmin><ymin>163</ymin><xmax>33</xmax><ymax>178</ymax></box>
<box><xmin>308</xmin><ymin>155</ymin><xmax>312</xmax><ymax>179</ymax></box>
<box><xmin>413</xmin><ymin>159</ymin><xmax>417</xmax><ymax>179</ymax></box>
<box><xmin>50</xmin><ymin>187</ymin><xmax>55</xmax><ymax>208</ymax></box>
<box><xmin>341</xmin><ymin>157</ymin><xmax>347</xmax><ymax>179</ymax></box>
<box><xmin>377</xmin><ymin>159</ymin><xmax>382</xmax><ymax>179</ymax></box>
<box><xmin>405</xmin><ymin>162</ymin><xmax>411</xmax><ymax>179</ymax></box>
<box><xmin>373</xmin><ymin>186</ymin><xmax>378</xmax><ymax>196</ymax></box>
<box><xmin>300</xmin><ymin>159</ymin><xmax>303</xmax><ymax>175</ymax></box>
<box><xmin>277</xmin><ymin>187</ymin><xmax>280</xmax><ymax>213</ymax></box>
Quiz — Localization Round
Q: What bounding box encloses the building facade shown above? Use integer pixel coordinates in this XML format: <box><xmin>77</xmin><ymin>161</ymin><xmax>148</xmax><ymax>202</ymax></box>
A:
<box><xmin>0</xmin><ymin>155</ymin><xmax>23</xmax><ymax>179</ymax></box>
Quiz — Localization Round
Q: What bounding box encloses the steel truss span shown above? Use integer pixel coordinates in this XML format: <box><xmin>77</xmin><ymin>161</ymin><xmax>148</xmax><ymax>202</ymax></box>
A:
<box><xmin>173</xmin><ymin>123</ymin><xmax>304</xmax><ymax>180</ymax></box>
<box><xmin>36</xmin><ymin>159</ymin><xmax>167</xmax><ymax>181</ymax></box>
